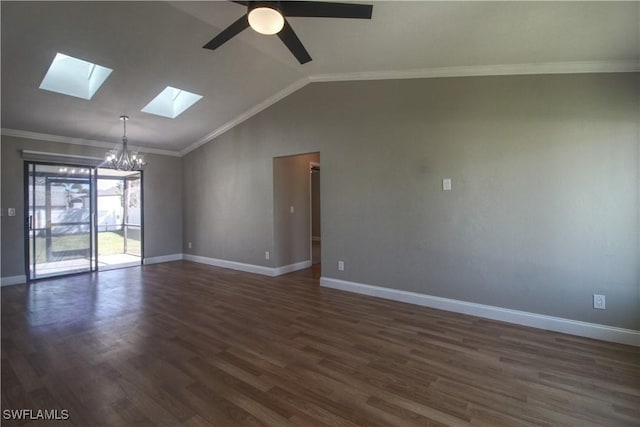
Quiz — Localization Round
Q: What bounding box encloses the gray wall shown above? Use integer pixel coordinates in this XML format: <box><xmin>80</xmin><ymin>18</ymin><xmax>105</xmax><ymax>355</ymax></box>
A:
<box><xmin>1</xmin><ymin>135</ymin><xmax>183</xmax><ymax>278</ymax></box>
<box><xmin>273</xmin><ymin>152</ymin><xmax>319</xmax><ymax>266</ymax></box>
<box><xmin>183</xmin><ymin>73</ymin><xmax>639</xmax><ymax>330</ymax></box>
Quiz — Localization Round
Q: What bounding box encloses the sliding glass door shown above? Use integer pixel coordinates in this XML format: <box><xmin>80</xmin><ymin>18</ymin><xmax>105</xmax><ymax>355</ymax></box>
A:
<box><xmin>25</xmin><ymin>163</ymin><xmax>143</xmax><ymax>280</ymax></box>
<box><xmin>124</xmin><ymin>174</ymin><xmax>142</xmax><ymax>257</ymax></box>
<box><xmin>27</xmin><ymin>163</ymin><xmax>94</xmax><ymax>279</ymax></box>
<box><xmin>96</xmin><ymin>169</ymin><xmax>142</xmax><ymax>270</ymax></box>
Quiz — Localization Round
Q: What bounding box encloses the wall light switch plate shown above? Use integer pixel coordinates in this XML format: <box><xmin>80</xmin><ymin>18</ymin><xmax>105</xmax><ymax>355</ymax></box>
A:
<box><xmin>443</xmin><ymin>179</ymin><xmax>452</xmax><ymax>191</ymax></box>
<box><xmin>265</xmin><ymin>251</ymin><xmax>270</xmax><ymax>260</ymax></box>
<box><xmin>290</xmin><ymin>206</ymin><xmax>294</xmax><ymax>213</ymax></box>
<box><xmin>7</xmin><ymin>208</ymin><xmax>16</xmax><ymax>216</ymax></box>
<box><xmin>338</xmin><ymin>260</ymin><xmax>344</xmax><ymax>271</ymax></box>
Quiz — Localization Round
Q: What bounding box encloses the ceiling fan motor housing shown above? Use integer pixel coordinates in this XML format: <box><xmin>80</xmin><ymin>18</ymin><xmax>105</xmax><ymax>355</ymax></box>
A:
<box><xmin>247</xmin><ymin>1</ymin><xmax>282</xmax><ymax>14</ymax></box>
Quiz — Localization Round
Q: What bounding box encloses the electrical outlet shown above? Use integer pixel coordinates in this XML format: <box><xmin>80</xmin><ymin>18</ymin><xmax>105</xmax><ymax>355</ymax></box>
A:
<box><xmin>593</xmin><ymin>294</ymin><xmax>606</xmax><ymax>310</ymax></box>
<box><xmin>338</xmin><ymin>260</ymin><xmax>344</xmax><ymax>271</ymax></box>
<box><xmin>290</xmin><ymin>206</ymin><xmax>294</xmax><ymax>213</ymax></box>
<box><xmin>7</xmin><ymin>208</ymin><xmax>16</xmax><ymax>217</ymax></box>
<box><xmin>188</xmin><ymin>242</ymin><xmax>192</xmax><ymax>249</ymax></box>
<box><xmin>442</xmin><ymin>179</ymin><xmax>452</xmax><ymax>191</ymax></box>
<box><xmin>265</xmin><ymin>251</ymin><xmax>270</xmax><ymax>260</ymax></box>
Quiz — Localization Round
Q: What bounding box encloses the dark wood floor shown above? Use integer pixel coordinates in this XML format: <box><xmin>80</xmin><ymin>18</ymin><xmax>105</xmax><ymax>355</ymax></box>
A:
<box><xmin>2</xmin><ymin>261</ymin><xmax>639</xmax><ymax>426</ymax></box>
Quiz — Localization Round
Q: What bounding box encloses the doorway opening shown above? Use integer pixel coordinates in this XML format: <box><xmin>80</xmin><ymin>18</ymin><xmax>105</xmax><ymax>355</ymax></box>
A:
<box><xmin>272</xmin><ymin>152</ymin><xmax>320</xmax><ymax>275</ymax></box>
<box><xmin>25</xmin><ymin>162</ymin><xmax>143</xmax><ymax>280</ymax></box>
<box><xmin>310</xmin><ymin>162</ymin><xmax>321</xmax><ymax>265</ymax></box>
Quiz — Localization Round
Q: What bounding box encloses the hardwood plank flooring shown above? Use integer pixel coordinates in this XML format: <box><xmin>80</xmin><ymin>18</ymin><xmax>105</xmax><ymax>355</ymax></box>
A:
<box><xmin>1</xmin><ymin>261</ymin><xmax>638</xmax><ymax>426</ymax></box>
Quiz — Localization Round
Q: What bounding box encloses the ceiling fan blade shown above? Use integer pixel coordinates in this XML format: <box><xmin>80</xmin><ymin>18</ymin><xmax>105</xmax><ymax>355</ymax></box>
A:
<box><xmin>277</xmin><ymin>19</ymin><xmax>312</xmax><ymax>64</ymax></box>
<box><xmin>280</xmin><ymin>1</ymin><xmax>372</xmax><ymax>19</ymax></box>
<box><xmin>203</xmin><ymin>15</ymin><xmax>249</xmax><ymax>50</ymax></box>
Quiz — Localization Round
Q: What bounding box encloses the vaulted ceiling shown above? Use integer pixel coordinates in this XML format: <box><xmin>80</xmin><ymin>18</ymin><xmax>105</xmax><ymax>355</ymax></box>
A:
<box><xmin>2</xmin><ymin>1</ymin><xmax>638</xmax><ymax>155</ymax></box>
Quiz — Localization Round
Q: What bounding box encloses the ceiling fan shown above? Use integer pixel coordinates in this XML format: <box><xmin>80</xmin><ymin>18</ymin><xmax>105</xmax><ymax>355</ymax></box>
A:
<box><xmin>203</xmin><ymin>1</ymin><xmax>373</xmax><ymax>64</ymax></box>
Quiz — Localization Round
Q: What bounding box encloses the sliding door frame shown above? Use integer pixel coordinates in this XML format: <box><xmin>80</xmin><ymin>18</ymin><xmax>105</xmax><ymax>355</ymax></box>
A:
<box><xmin>124</xmin><ymin>172</ymin><xmax>144</xmax><ymax>259</ymax></box>
<box><xmin>24</xmin><ymin>161</ymin><xmax>95</xmax><ymax>281</ymax></box>
<box><xmin>24</xmin><ymin>161</ymin><xmax>145</xmax><ymax>281</ymax></box>
<box><xmin>94</xmin><ymin>171</ymin><xmax>144</xmax><ymax>269</ymax></box>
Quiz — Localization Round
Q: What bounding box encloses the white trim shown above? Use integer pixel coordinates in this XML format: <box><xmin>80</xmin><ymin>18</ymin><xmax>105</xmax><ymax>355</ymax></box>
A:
<box><xmin>179</xmin><ymin>77</ymin><xmax>311</xmax><ymax>155</ymax></box>
<box><xmin>309</xmin><ymin>60</ymin><xmax>640</xmax><ymax>83</ymax></box>
<box><xmin>320</xmin><ymin>277</ymin><xmax>640</xmax><ymax>347</ymax></box>
<box><xmin>1</xmin><ymin>128</ymin><xmax>182</xmax><ymax>157</ymax></box>
<box><xmin>183</xmin><ymin>254</ymin><xmax>310</xmax><ymax>277</ymax></box>
<box><xmin>273</xmin><ymin>260</ymin><xmax>312</xmax><ymax>276</ymax></box>
<box><xmin>1</xmin><ymin>275</ymin><xmax>27</xmax><ymax>287</ymax></box>
<box><xmin>5</xmin><ymin>61</ymin><xmax>637</xmax><ymax>157</ymax></box>
<box><xmin>143</xmin><ymin>254</ymin><xmax>183</xmax><ymax>265</ymax></box>
<box><xmin>182</xmin><ymin>60</ymin><xmax>638</xmax><ymax>155</ymax></box>
<box><xmin>184</xmin><ymin>254</ymin><xmax>275</xmax><ymax>276</ymax></box>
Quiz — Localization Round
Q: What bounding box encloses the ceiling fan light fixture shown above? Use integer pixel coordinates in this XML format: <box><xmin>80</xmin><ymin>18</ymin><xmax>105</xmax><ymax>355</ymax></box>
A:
<box><xmin>203</xmin><ymin>1</ymin><xmax>373</xmax><ymax>64</ymax></box>
<box><xmin>248</xmin><ymin>6</ymin><xmax>284</xmax><ymax>35</ymax></box>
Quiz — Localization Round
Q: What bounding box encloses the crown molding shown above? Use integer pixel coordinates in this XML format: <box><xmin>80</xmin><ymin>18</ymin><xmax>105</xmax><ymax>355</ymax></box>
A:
<box><xmin>4</xmin><ymin>61</ymin><xmax>637</xmax><ymax>158</ymax></box>
<box><xmin>181</xmin><ymin>60</ymin><xmax>639</xmax><ymax>155</ymax></box>
<box><xmin>309</xmin><ymin>60</ymin><xmax>640</xmax><ymax>83</ymax></box>
<box><xmin>179</xmin><ymin>77</ymin><xmax>311</xmax><ymax>156</ymax></box>
<box><xmin>1</xmin><ymin>128</ymin><xmax>182</xmax><ymax>157</ymax></box>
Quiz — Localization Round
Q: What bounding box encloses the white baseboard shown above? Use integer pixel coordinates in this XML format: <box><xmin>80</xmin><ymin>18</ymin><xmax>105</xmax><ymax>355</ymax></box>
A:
<box><xmin>0</xmin><ymin>257</ymin><xmax>308</xmax><ymax>285</ymax></box>
<box><xmin>183</xmin><ymin>254</ymin><xmax>311</xmax><ymax>277</ymax></box>
<box><xmin>273</xmin><ymin>260</ymin><xmax>312</xmax><ymax>276</ymax></box>
<box><xmin>143</xmin><ymin>254</ymin><xmax>183</xmax><ymax>265</ymax></box>
<box><xmin>1</xmin><ymin>275</ymin><xmax>27</xmax><ymax>287</ymax></box>
<box><xmin>184</xmin><ymin>254</ymin><xmax>275</xmax><ymax>276</ymax></box>
<box><xmin>320</xmin><ymin>277</ymin><xmax>640</xmax><ymax>347</ymax></box>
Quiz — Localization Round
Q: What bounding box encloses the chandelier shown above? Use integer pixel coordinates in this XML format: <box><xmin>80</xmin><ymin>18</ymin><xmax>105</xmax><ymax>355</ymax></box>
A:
<box><xmin>105</xmin><ymin>115</ymin><xmax>147</xmax><ymax>171</ymax></box>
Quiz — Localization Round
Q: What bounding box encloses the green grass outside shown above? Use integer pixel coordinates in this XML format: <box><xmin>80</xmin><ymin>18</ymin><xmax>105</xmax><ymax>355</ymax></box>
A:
<box><xmin>99</xmin><ymin>231</ymin><xmax>141</xmax><ymax>256</ymax></box>
<box><xmin>32</xmin><ymin>231</ymin><xmax>140</xmax><ymax>262</ymax></box>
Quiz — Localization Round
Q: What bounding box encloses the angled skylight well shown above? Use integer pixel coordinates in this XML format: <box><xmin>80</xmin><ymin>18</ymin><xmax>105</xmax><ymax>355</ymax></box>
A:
<box><xmin>141</xmin><ymin>86</ymin><xmax>203</xmax><ymax>119</ymax></box>
<box><xmin>39</xmin><ymin>53</ymin><xmax>112</xmax><ymax>100</ymax></box>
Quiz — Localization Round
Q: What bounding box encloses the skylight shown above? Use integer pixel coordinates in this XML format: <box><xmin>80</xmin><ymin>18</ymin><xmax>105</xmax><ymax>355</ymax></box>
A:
<box><xmin>141</xmin><ymin>86</ymin><xmax>203</xmax><ymax>119</ymax></box>
<box><xmin>39</xmin><ymin>53</ymin><xmax>112</xmax><ymax>100</ymax></box>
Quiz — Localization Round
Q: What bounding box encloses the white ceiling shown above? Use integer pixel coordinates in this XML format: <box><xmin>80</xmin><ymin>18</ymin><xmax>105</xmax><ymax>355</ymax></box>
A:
<box><xmin>2</xmin><ymin>1</ymin><xmax>638</xmax><ymax>155</ymax></box>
